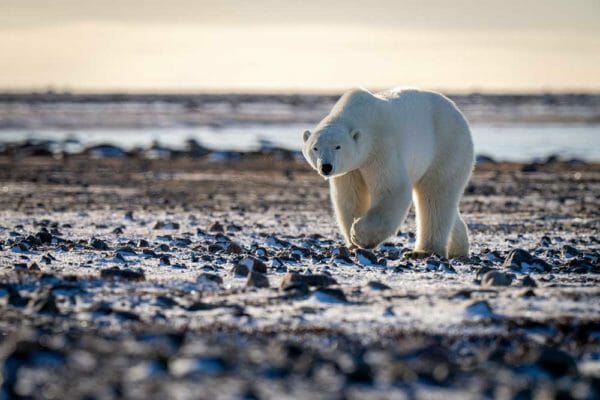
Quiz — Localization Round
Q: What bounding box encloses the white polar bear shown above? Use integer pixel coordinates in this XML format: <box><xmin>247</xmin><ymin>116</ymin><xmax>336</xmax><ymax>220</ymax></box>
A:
<box><xmin>302</xmin><ymin>87</ymin><xmax>474</xmax><ymax>259</ymax></box>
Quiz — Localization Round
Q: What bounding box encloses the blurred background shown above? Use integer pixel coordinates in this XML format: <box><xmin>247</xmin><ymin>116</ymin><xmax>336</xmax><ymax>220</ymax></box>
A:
<box><xmin>1</xmin><ymin>0</ymin><xmax>599</xmax><ymax>160</ymax></box>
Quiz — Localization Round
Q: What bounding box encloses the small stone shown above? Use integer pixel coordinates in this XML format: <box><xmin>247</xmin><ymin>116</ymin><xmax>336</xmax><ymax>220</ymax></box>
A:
<box><xmin>561</xmin><ymin>245</ymin><xmax>580</xmax><ymax>259</ymax></box>
<box><xmin>197</xmin><ymin>273</ymin><xmax>223</xmax><ymax>285</ymax></box>
<box><xmin>355</xmin><ymin>249</ymin><xmax>378</xmax><ymax>266</ymax></box>
<box><xmin>142</xmin><ymin>249</ymin><xmax>157</xmax><ymax>257</ymax></box>
<box><xmin>503</xmin><ymin>249</ymin><xmax>551</xmax><ymax>273</ymax></box>
<box><xmin>231</xmin><ymin>264</ymin><xmax>249</xmax><ymax>277</ymax></box>
<box><xmin>160</xmin><ymin>255</ymin><xmax>171</xmax><ymax>266</ymax></box>
<box><xmin>91</xmin><ymin>238</ymin><xmax>109</xmax><ymax>251</ymax></box>
<box><xmin>209</xmin><ymin>222</ymin><xmax>224</xmax><ymax>233</ymax></box>
<box><xmin>112</xmin><ymin>227</ymin><xmax>124</xmax><ymax>235</ymax></box>
<box><xmin>521</xmin><ymin>289</ymin><xmax>536</xmax><ymax>298</ymax></box>
<box><xmin>465</xmin><ymin>300</ymin><xmax>494</xmax><ymax>317</ymax></box>
<box><xmin>236</xmin><ymin>257</ymin><xmax>267</xmax><ymax>273</ymax></box>
<box><xmin>481</xmin><ymin>271</ymin><xmax>514</xmax><ymax>287</ymax></box>
<box><xmin>138</xmin><ymin>239</ymin><xmax>150</xmax><ymax>248</ymax></box>
<box><xmin>366</xmin><ymin>281</ymin><xmax>391</xmax><ymax>291</ymax></box>
<box><xmin>35</xmin><ymin>230</ymin><xmax>53</xmax><ymax>244</ymax></box>
<box><xmin>100</xmin><ymin>267</ymin><xmax>145</xmax><ymax>281</ymax></box>
<box><xmin>426</xmin><ymin>259</ymin><xmax>456</xmax><ymax>273</ymax></box>
<box><xmin>246</xmin><ymin>271</ymin><xmax>270</xmax><ymax>288</ymax></box>
<box><xmin>332</xmin><ymin>247</ymin><xmax>351</xmax><ymax>259</ymax></box>
<box><xmin>280</xmin><ymin>272</ymin><xmax>337</xmax><ymax>290</ymax></box>
<box><xmin>312</xmin><ymin>288</ymin><xmax>347</xmax><ymax>303</ymax></box>
<box><xmin>154</xmin><ymin>221</ymin><xmax>180</xmax><ymax>230</ymax></box>
<box><xmin>31</xmin><ymin>292</ymin><xmax>60</xmax><ymax>315</ymax></box>
<box><xmin>225</xmin><ymin>241</ymin><xmax>243</xmax><ymax>254</ymax></box>
<box><xmin>476</xmin><ymin>266</ymin><xmax>496</xmax><ymax>280</ymax></box>
<box><xmin>116</xmin><ymin>246</ymin><xmax>137</xmax><ymax>256</ymax></box>
<box><xmin>485</xmin><ymin>250</ymin><xmax>504</xmax><ymax>263</ymax></box>
<box><xmin>536</xmin><ymin>347</ymin><xmax>578</xmax><ymax>377</ymax></box>
<box><xmin>521</xmin><ymin>275</ymin><xmax>538</xmax><ymax>287</ymax></box>
<box><xmin>266</xmin><ymin>235</ymin><xmax>290</xmax><ymax>248</ymax></box>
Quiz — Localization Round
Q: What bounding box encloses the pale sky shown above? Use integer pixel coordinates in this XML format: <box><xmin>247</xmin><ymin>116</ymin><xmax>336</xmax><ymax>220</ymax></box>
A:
<box><xmin>1</xmin><ymin>0</ymin><xmax>599</xmax><ymax>92</ymax></box>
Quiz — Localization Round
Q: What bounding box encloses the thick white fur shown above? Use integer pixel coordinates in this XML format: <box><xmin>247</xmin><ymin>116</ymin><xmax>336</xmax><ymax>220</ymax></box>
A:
<box><xmin>302</xmin><ymin>87</ymin><xmax>474</xmax><ymax>258</ymax></box>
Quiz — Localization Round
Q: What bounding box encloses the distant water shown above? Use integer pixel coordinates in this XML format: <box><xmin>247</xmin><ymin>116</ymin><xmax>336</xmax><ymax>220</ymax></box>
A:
<box><xmin>0</xmin><ymin>123</ymin><xmax>599</xmax><ymax>161</ymax></box>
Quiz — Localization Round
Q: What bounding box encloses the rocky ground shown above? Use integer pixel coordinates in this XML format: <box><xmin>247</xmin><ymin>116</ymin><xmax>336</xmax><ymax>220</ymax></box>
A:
<box><xmin>0</xmin><ymin>155</ymin><xmax>599</xmax><ymax>400</ymax></box>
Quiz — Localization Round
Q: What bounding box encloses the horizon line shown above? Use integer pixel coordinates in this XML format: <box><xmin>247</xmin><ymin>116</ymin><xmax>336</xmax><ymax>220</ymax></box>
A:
<box><xmin>2</xmin><ymin>87</ymin><xmax>600</xmax><ymax>96</ymax></box>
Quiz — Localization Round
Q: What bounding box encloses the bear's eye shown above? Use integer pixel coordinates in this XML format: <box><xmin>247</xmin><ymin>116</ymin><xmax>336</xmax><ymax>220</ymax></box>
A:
<box><xmin>335</xmin><ymin>145</ymin><xmax>341</xmax><ymax>150</ymax></box>
<box><xmin>313</xmin><ymin>147</ymin><xmax>318</xmax><ymax>152</ymax></box>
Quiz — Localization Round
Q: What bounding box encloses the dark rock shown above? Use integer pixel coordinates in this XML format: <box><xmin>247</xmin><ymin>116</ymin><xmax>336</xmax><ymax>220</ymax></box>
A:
<box><xmin>231</xmin><ymin>264</ymin><xmax>250</xmax><ymax>277</ymax></box>
<box><xmin>426</xmin><ymin>259</ymin><xmax>456</xmax><ymax>273</ymax></box>
<box><xmin>367</xmin><ymin>281</ymin><xmax>391</xmax><ymax>291</ymax></box>
<box><xmin>35</xmin><ymin>230</ymin><xmax>53</xmax><ymax>244</ymax></box>
<box><xmin>503</xmin><ymin>249</ymin><xmax>551</xmax><ymax>273</ymax></box>
<box><xmin>465</xmin><ymin>300</ymin><xmax>494</xmax><ymax>317</ymax></box>
<box><xmin>160</xmin><ymin>255</ymin><xmax>171</xmax><ymax>266</ymax></box>
<box><xmin>116</xmin><ymin>246</ymin><xmax>137</xmax><ymax>256</ymax></box>
<box><xmin>280</xmin><ymin>272</ymin><xmax>337</xmax><ymax>291</ymax></box>
<box><xmin>197</xmin><ymin>273</ymin><xmax>223</xmax><ymax>285</ymax></box>
<box><xmin>100</xmin><ymin>267</ymin><xmax>145</xmax><ymax>281</ymax></box>
<box><xmin>476</xmin><ymin>266</ymin><xmax>496</xmax><ymax>280</ymax></box>
<box><xmin>30</xmin><ymin>291</ymin><xmax>60</xmax><ymax>314</ymax></box>
<box><xmin>561</xmin><ymin>245</ymin><xmax>579</xmax><ymax>258</ymax></box>
<box><xmin>209</xmin><ymin>222</ymin><xmax>224</xmax><ymax>233</ymax></box>
<box><xmin>481</xmin><ymin>271</ymin><xmax>515</xmax><ymax>287</ymax></box>
<box><xmin>521</xmin><ymin>289</ymin><xmax>536</xmax><ymax>298</ymax></box>
<box><xmin>186</xmin><ymin>301</ymin><xmax>217</xmax><ymax>311</ymax></box>
<box><xmin>521</xmin><ymin>275</ymin><xmax>538</xmax><ymax>287</ymax></box>
<box><xmin>142</xmin><ymin>249</ymin><xmax>157</xmax><ymax>258</ymax></box>
<box><xmin>535</xmin><ymin>347</ymin><xmax>578</xmax><ymax>377</ymax></box>
<box><xmin>332</xmin><ymin>247</ymin><xmax>351</xmax><ymax>259</ymax></box>
<box><xmin>153</xmin><ymin>221</ymin><xmax>180</xmax><ymax>230</ymax></box>
<box><xmin>344</xmin><ymin>358</ymin><xmax>374</xmax><ymax>384</ymax></box>
<box><xmin>246</xmin><ymin>271</ymin><xmax>270</xmax><ymax>288</ymax></box>
<box><xmin>138</xmin><ymin>239</ymin><xmax>150</xmax><ymax>248</ymax></box>
<box><xmin>91</xmin><ymin>238</ymin><xmax>109</xmax><ymax>251</ymax></box>
<box><xmin>236</xmin><ymin>257</ymin><xmax>267</xmax><ymax>274</ymax></box>
<box><xmin>355</xmin><ymin>249</ymin><xmax>379</xmax><ymax>266</ymax></box>
<box><xmin>312</xmin><ymin>288</ymin><xmax>347</xmax><ymax>303</ymax></box>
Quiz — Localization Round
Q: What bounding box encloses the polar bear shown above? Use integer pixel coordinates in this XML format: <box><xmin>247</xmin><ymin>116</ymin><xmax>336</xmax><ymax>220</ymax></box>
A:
<box><xmin>302</xmin><ymin>88</ymin><xmax>474</xmax><ymax>259</ymax></box>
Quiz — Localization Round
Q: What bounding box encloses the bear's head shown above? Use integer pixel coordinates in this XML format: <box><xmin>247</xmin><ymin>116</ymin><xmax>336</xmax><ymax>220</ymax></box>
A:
<box><xmin>302</xmin><ymin>124</ymin><xmax>365</xmax><ymax>179</ymax></box>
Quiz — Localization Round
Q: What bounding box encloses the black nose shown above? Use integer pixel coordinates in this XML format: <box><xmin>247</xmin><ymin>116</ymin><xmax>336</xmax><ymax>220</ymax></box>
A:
<box><xmin>321</xmin><ymin>164</ymin><xmax>333</xmax><ymax>175</ymax></box>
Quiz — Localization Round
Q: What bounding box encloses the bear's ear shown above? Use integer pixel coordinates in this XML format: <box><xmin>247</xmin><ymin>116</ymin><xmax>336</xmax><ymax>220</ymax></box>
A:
<box><xmin>303</xmin><ymin>130</ymin><xmax>311</xmax><ymax>142</ymax></box>
<box><xmin>351</xmin><ymin>129</ymin><xmax>361</xmax><ymax>141</ymax></box>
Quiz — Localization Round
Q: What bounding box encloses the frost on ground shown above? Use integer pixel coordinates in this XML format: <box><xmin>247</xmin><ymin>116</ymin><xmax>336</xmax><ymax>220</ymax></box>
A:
<box><xmin>0</xmin><ymin>156</ymin><xmax>599</xmax><ymax>399</ymax></box>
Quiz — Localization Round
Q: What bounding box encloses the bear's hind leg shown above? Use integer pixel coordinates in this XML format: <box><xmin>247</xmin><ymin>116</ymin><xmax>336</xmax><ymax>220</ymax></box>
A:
<box><xmin>410</xmin><ymin>179</ymin><xmax>461</xmax><ymax>259</ymax></box>
<box><xmin>330</xmin><ymin>170</ymin><xmax>369</xmax><ymax>249</ymax></box>
<box><xmin>448</xmin><ymin>210</ymin><xmax>469</xmax><ymax>258</ymax></box>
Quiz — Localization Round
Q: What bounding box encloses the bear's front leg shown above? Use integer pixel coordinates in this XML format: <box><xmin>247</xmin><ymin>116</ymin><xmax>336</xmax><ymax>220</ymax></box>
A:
<box><xmin>350</xmin><ymin>184</ymin><xmax>412</xmax><ymax>249</ymax></box>
<box><xmin>330</xmin><ymin>171</ymin><xmax>369</xmax><ymax>248</ymax></box>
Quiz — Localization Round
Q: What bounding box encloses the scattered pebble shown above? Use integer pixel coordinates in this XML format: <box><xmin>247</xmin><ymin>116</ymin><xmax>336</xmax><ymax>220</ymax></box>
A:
<box><xmin>503</xmin><ymin>249</ymin><xmax>552</xmax><ymax>273</ymax></box>
<box><xmin>366</xmin><ymin>281</ymin><xmax>391</xmax><ymax>291</ymax></box>
<box><xmin>355</xmin><ymin>249</ymin><xmax>378</xmax><ymax>266</ymax></box>
<box><xmin>311</xmin><ymin>288</ymin><xmax>347</xmax><ymax>304</ymax></box>
<box><xmin>481</xmin><ymin>271</ymin><xmax>514</xmax><ymax>287</ymax></box>
<box><xmin>280</xmin><ymin>272</ymin><xmax>337</xmax><ymax>291</ymax></box>
<box><xmin>521</xmin><ymin>275</ymin><xmax>538</xmax><ymax>287</ymax></box>
<box><xmin>100</xmin><ymin>267</ymin><xmax>145</xmax><ymax>281</ymax></box>
<box><xmin>246</xmin><ymin>271</ymin><xmax>270</xmax><ymax>288</ymax></box>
